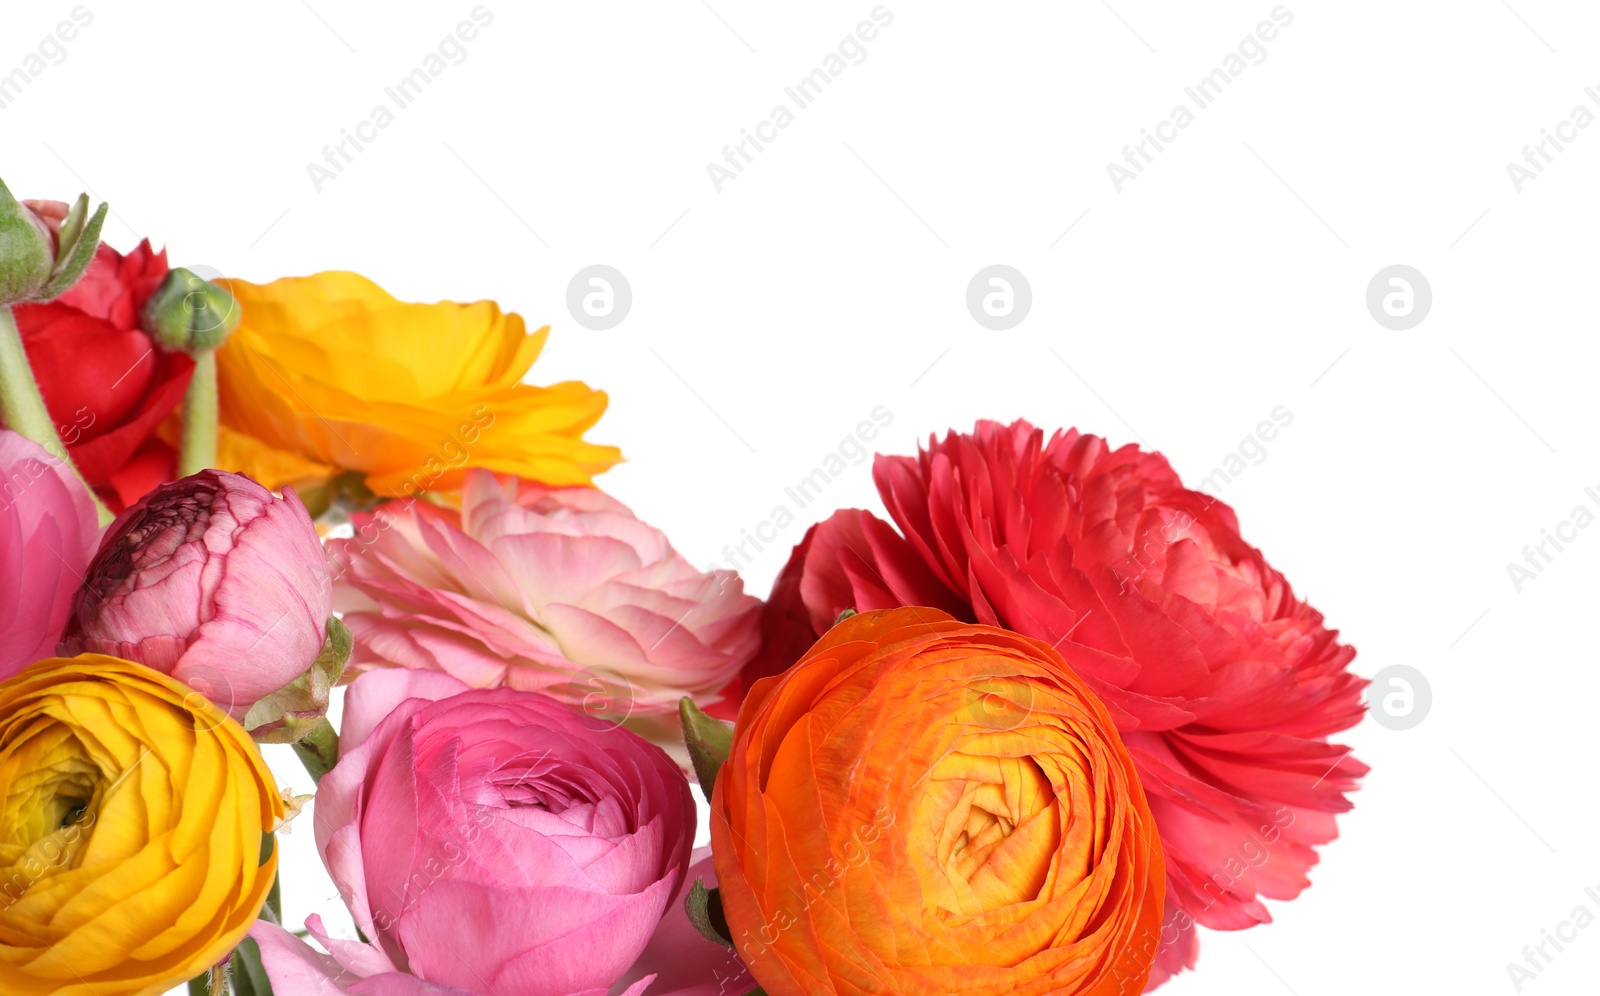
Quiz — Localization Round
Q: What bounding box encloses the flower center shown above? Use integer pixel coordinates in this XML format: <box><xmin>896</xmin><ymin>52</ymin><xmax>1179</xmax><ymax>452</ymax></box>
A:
<box><xmin>912</xmin><ymin>737</ymin><xmax>1063</xmax><ymax>917</ymax></box>
<box><xmin>0</xmin><ymin>733</ymin><xmax>103</xmax><ymax>898</ymax></box>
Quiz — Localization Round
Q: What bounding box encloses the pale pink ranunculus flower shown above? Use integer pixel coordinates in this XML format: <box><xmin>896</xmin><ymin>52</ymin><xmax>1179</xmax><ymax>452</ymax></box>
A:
<box><xmin>0</xmin><ymin>430</ymin><xmax>100</xmax><ymax>677</ymax></box>
<box><xmin>250</xmin><ymin>667</ymin><xmax>702</xmax><ymax>996</ymax></box>
<box><xmin>60</xmin><ymin>469</ymin><xmax>331</xmax><ymax>716</ymax></box>
<box><xmin>328</xmin><ymin>470</ymin><xmax>761</xmax><ymax>723</ymax></box>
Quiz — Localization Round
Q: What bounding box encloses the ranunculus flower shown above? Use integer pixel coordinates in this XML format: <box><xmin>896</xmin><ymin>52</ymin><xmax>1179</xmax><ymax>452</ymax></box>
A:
<box><xmin>12</xmin><ymin>240</ymin><xmax>193</xmax><ymax>510</ymax></box>
<box><xmin>747</xmin><ymin>420</ymin><xmax>1367</xmax><ymax>987</ymax></box>
<box><xmin>328</xmin><ymin>470</ymin><xmax>761</xmax><ymax>728</ymax></box>
<box><xmin>60</xmin><ymin>470</ymin><xmax>332</xmax><ymax>718</ymax></box>
<box><xmin>714</xmin><ymin>607</ymin><xmax>1166</xmax><ymax>996</ymax></box>
<box><xmin>212</xmin><ymin>271</ymin><xmax>620</xmax><ymax>501</ymax></box>
<box><xmin>257</xmin><ymin>667</ymin><xmax>696</xmax><ymax>995</ymax></box>
<box><xmin>0</xmin><ymin>654</ymin><xmax>283</xmax><ymax>995</ymax></box>
<box><xmin>0</xmin><ymin>430</ymin><xmax>99</xmax><ymax>678</ymax></box>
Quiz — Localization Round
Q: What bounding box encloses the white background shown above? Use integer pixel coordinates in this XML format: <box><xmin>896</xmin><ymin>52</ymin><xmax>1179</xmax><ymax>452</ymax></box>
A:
<box><xmin>7</xmin><ymin>1</ymin><xmax>1599</xmax><ymax>993</ymax></box>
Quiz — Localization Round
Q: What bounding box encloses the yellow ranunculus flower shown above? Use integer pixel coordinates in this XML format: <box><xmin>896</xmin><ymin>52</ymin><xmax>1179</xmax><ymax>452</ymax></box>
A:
<box><xmin>0</xmin><ymin>655</ymin><xmax>283</xmax><ymax>996</ymax></box>
<box><xmin>213</xmin><ymin>271</ymin><xmax>621</xmax><ymax>498</ymax></box>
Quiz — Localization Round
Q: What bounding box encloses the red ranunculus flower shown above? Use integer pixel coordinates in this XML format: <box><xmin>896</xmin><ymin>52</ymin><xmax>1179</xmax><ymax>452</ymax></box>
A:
<box><xmin>12</xmin><ymin>240</ymin><xmax>192</xmax><ymax>510</ymax></box>
<box><xmin>744</xmin><ymin>419</ymin><xmax>1367</xmax><ymax>990</ymax></box>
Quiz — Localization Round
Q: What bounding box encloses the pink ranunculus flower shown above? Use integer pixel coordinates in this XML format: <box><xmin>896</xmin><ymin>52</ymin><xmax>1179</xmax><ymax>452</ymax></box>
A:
<box><xmin>0</xmin><ymin>430</ymin><xmax>100</xmax><ymax>677</ymax></box>
<box><xmin>328</xmin><ymin>470</ymin><xmax>761</xmax><ymax>724</ymax></box>
<box><xmin>253</xmin><ymin>667</ymin><xmax>698</xmax><ymax>995</ymax></box>
<box><xmin>60</xmin><ymin>469</ymin><xmax>331</xmax><ymax>716</ymax></box>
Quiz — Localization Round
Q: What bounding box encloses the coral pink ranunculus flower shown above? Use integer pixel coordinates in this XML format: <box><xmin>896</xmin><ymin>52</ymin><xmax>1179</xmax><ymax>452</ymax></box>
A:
<box><xmin>250</xmin><ymin>667</ymin><xmax>699</xmax><ymax>995</ymax></box>
<box><xmin>61</xmin><ymin>469</ymin><xmax>332</xmax><ymax>716</ymax></box>
<box><xmin>329</xmin><ymin>470</ymin><xmax>761</xmax><ymax>723</ymax></box>
<box><xmin>0</xmin><ymin>430</ymin><xmax>100</xmax><ymax>677</ymax></box>
<box><xmin>745</xmin><ymin>419</ymin><xmax>1367</xmax><ymax>988</ymax></box>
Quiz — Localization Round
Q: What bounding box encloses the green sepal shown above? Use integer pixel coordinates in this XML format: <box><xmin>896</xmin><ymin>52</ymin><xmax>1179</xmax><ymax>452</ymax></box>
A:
<box><xmin>685</xmin><ymin>878</ymin><xmax>734</xmax><ymax>948</ymax></box>
<box><xmin>680</xmin><ymin>696</ymin><xmax>734</xmax><ymax>803</ymax></box>
<box><xmin>38</xmin><ymin>200</ymin><xmax>106</xmax><ymax>301</ymax></box>
<box><xmin>246</xmin><ymin>617</ymin><xmax>352</xmax><ymax>744</ymax></box>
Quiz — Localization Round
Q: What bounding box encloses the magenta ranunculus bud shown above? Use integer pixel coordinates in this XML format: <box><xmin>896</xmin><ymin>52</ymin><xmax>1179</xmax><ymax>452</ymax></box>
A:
<box><xmin>61</xmin><ymin>469</ymin><xmax>333</xmax><ymax>720</ymax></box>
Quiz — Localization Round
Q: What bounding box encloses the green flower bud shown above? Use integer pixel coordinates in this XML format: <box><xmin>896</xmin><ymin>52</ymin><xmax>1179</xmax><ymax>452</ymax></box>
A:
<box><xmin>0</xmin><ymin>179</ymin><xmax>56</xmax><ymax>306</ymax></box>
<box><xmin>0</xmin><ymin>181</ymin><xmax>109</xmax><ymax>306</ymax></box>
<box><xmin>141</xmin><ymin>267</ymin><xmax>241</xmax><ymax>354</ymax></box>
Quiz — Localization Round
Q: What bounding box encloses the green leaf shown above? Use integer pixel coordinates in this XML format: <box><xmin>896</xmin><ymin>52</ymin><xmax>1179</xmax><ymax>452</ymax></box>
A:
<box><xmin>685</xmin><ymin>878</ymin><xmax>733</xmax><ymax>948</ymax></box>
<box><xmin>834</xmin><ymin>608</ymin><xmax>858</xmax><ymax>625</ymax></box>
<box><xmin>264</xmin><ymin>868</ymin><xmax>282</xmax><ymax>925</ymax></box>
<box><xmin>230</xmin><ymin>937</ymin><xmax>275</xmax><ymax>996</ymax></box>
<box><xmin>680</xmin><ymin>697</ymin><xmax>734</xmax><ymax>802</ymax></box>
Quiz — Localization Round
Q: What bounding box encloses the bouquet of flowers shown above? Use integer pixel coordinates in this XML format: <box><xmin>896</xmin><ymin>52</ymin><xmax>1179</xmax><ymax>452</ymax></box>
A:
<box><xmin>0</xmin><ymin>182</ymin><xmax>1366</xmax><ymax>996</ymax></box>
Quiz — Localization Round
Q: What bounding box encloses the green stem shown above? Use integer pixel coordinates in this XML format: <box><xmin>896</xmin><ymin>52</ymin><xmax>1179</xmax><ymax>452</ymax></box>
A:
<box><xmin>0</xmin><ymin>307</ymin><xmax>112</xmax><ymax>524</ymax></box>
<box><xmin>179</xmin><ymin>349</ymin><xmax>218</xmax><ymax>477</ymax></box>
<box><xmin>186</xmin><ymin>963</ymin><xmax>229</xmax><ymax>995</ymax></box>
<box><xmin>291</xmin><ymin>715</ymin><xmax>339</xmax><ymax>786</ymax></box>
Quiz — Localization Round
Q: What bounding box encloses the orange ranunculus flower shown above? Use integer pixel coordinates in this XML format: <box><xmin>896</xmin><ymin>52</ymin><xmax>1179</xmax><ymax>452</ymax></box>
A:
<box><xmin>712</xmin><ymin>607</ymin><xmax>1165</xmax><ymax>996</ymax></box>
<box><xmin>0</xmin><ymin>655</ymin><xmax>284</xmax><ymax>995</ymax></box>
<box><xmin>211</xmin><ymin>272</ymin><xmax>621</xmax><ymax>499</ymax></box>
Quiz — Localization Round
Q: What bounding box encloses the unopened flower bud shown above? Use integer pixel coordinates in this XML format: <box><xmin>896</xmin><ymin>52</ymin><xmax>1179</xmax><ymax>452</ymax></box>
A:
<box><xmin>61</xmin><ymin>470</ymin><xmax>333</xmax><ymax>718</ymax></box>
<box><xmin>0</xmin><ymin>180</ymin><xmax>56</xmax><ymax>305</ymax></box>
<box><xmin>141</xmin><ymin>267</ymin><xmax>241</xmax><ymax>353</ymax></box>
<box><xmin>0</xmin><ymin>181</ymin><xmax>108</xmax><ymax>306</ymax></box>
